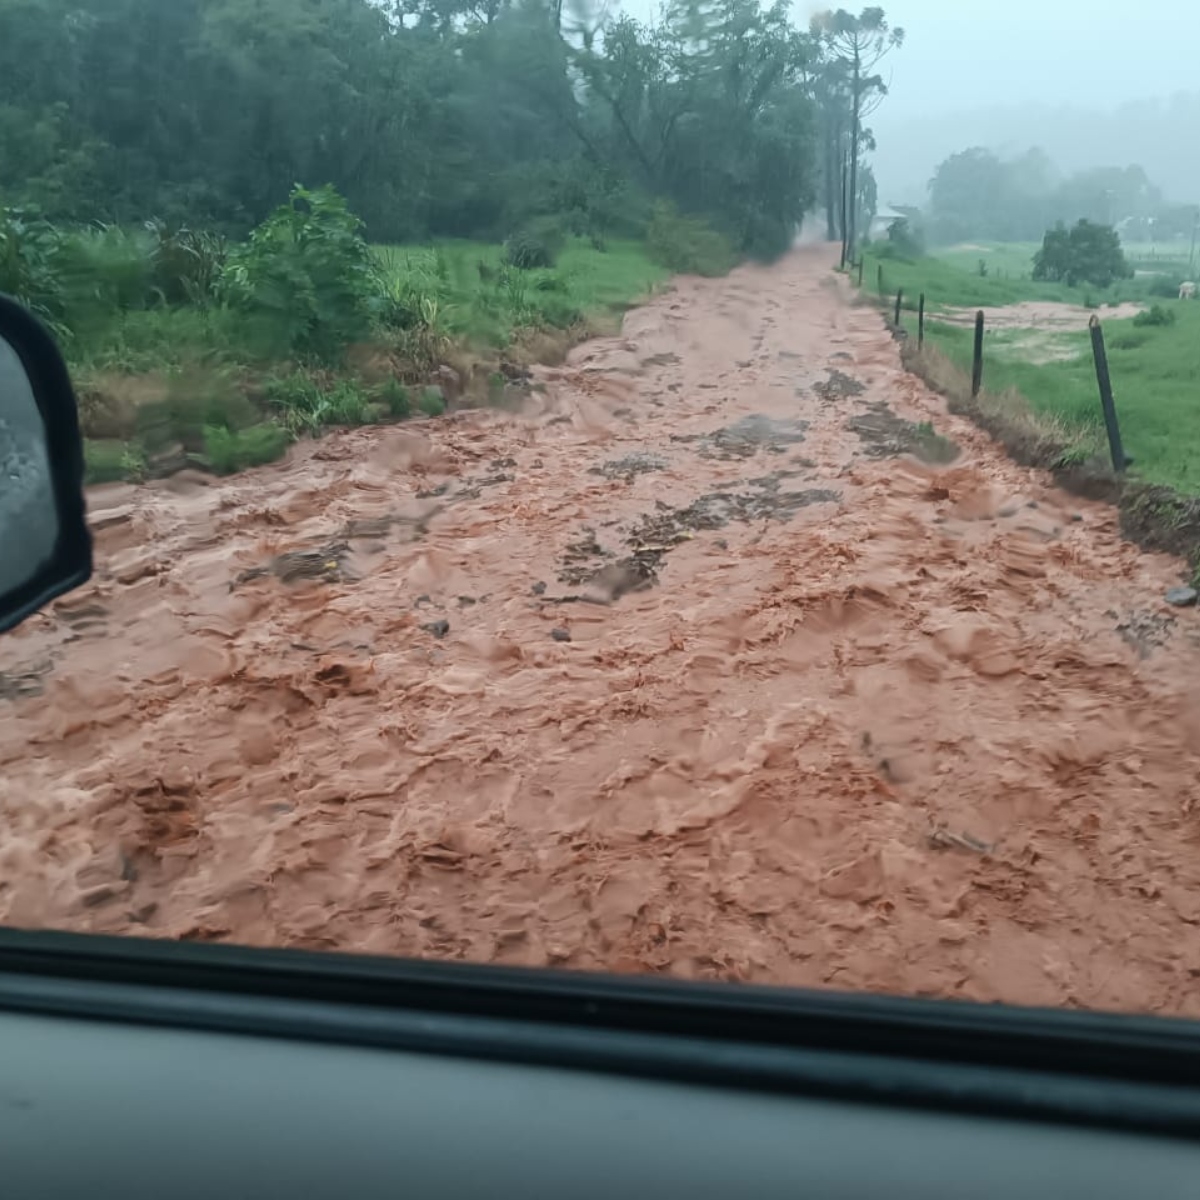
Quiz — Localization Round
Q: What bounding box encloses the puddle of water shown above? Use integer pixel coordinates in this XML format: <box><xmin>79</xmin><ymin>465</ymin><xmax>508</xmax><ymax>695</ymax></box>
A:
<box><xmin>673</xmin><ymin>414</ymin><xmax>810</xmax><ymax>461</ymax></box>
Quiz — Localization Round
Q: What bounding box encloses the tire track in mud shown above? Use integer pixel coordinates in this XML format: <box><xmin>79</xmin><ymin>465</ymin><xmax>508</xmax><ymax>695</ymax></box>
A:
<box><xmin>4</xmin><ymin>244</ymin><xmax>1200</xmax><ymax>1012</ymax></box>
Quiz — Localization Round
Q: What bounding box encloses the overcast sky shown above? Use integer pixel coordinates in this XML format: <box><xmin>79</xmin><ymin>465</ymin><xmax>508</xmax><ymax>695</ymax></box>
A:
<box><xmin>616</xmin><ymin>1</ymin><xmax>1198</xmax><ymax>117</ymax></box>
<box><xmin>831</xmin><ymin>0</ymin><xmax>1197</xmax><ymax>121</ymax></box>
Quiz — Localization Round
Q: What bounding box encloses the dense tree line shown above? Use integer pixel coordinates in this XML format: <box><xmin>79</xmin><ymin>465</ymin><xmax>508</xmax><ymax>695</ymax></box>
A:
<box><xmin>0</xmin><ymin>0</ymin><xmax>903</xmax><ymax>260</ymax></box>
<box><xmin>927</xmin><ymin>147</ymin><xmax>1198</xmax><ymax>247</ymax></box>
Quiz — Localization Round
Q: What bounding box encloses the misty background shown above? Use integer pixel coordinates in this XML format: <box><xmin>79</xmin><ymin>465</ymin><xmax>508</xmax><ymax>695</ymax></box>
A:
<box><xmin>623</xmin><ymin>0</ymin><xmax>1200</xmax><ymax>211</ymax></box>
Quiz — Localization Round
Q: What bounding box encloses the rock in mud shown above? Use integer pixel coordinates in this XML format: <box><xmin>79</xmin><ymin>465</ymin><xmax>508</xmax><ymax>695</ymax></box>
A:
<box><xmin>551</xmin><ymin>628</ymin><xmax>572</xmax><ymax>642</ymax></box>
<box><xmin>434</xmin><ymin>364</ymin><xmax>462</xmax><ymax>398</ymax></box>
<box><xmin>588</xmin><ymin>453</ymin><xmax>667</xmax><ymax>480</ymax></box>
<box><xmin>234</xmin><ymin>540</ymin><xmax>351</xmax><ymax>588</ymax></box>
<box><xmin>1165</xmin><ymin>586</ymin><xmax>1198</xmax><ymax>608</ymax></box>
<box><xmin>813</xmin><ymin>369</ymin><xmax>866</xmax><ymax>403</ymax></box>
<box><xmin>420</xmin><ymin>619</ymin><xmax>451</xmax><ymax>638</ymax></box>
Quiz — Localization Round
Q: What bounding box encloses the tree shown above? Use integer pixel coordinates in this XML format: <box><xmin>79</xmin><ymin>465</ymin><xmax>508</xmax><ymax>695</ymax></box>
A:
<box><xmin>1033</xmin><ymin>220</ymin><xmax>1132</xmax><ymax>289</ymax></box>
<box><xmin>928</xmin><ymin>148</ymin><xmax>1021</xmax><ymax>244</ymax></box>
<box><xmin>0</xmin><ymin>0</ymin><xmax>839</xmax><ymax>258</ymax></box>
<box><xmin>811</xmin><ymin>7</ymin><xmax>903</xmax><ymax>262</ymax></box>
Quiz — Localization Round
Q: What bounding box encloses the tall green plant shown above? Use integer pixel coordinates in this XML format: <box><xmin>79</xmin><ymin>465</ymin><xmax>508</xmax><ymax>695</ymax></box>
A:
<box><xmin>222</xmin><ymin>184</ymin><xmax>375</xmax><ymax>361</ymax></box>
<box><xmin>0</xmin><ymin>205</ymin><xmax>66</xmax><ymax>326</ymax></box>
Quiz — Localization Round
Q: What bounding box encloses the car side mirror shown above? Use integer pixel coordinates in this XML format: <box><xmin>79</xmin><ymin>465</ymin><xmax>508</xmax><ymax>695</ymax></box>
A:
<box><xmin>0</xmin><ymin>295</ymin><xmax>92</xmax><ymax>633</ymax></box>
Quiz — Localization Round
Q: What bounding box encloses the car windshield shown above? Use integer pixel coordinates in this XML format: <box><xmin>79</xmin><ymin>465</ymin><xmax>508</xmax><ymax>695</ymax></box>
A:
<box><xmin>2</xmin><ymin>0</ymin><xmax>1200</xmax><ymax>1017</ymax></box>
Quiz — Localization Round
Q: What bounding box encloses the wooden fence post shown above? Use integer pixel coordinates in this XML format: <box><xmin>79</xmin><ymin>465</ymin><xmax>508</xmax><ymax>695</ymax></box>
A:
<box><xmin>877</xmin><ymin>263</ymin><xmax>884</xmax><ymax>297</ymax></box>
<box><xmin>918</xmin><ymin>293</ymin><xmax>926</xmax><ymax>348</ymax></box>
<box><xmin>857</xmin><ymin>258</ymin><xmax>864</xmax><ymax>287</ymax></box>
<box><xmin>1089</xmin><ymin>315</ymin><xmax>1130</xmax><ymax>472</ymax></box>
<box><xmin>971</xmin><ymin>310</ymin><xmax>985</xmax><ymax>397</ymax></box>
<box><xmin>894</xmin><ymin>289</ymin><xmax>903</xmax><ymax>327</ymax></box>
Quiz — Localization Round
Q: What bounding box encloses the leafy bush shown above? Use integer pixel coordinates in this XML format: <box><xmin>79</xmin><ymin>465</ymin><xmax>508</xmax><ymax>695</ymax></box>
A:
<box><xmin>500</xmin><ymin>158</ymin><xmax>643</xmax><ymax>243</ymax></box>
<box><xmin>419</xmin><ymin>387</ymin><xmax>446</xmax><ymax>418</ymax></box>
<box><xmin>265</xmin><ymin>372</ymin><xmax>374</xmax><ymax>435</ymax></box>
<box><xmin>84</xmin><ymin>439</ymin><xmax>131</xmax><ymax>485</ymax></box>
<box><xmin>222</xmin><ymin>184</ymin><xmax>376</xmax><ymax>361</ymax></box>
<box><xmin>1033</xmin><ymin>220</ymin><xmax>1132</xmax><ymax>289</ymax></box>
<box><xmin>201</xmin><ymin>422</ymin><xmax>290</xmax><ymax>475</ymax></box>
<box><xmin>54</xmin><ymin>227</ymin><xmax>153</xmax><ymax>314</ymax></box>
<box><xmin>135</xmin><ymin>368</ymin><xmax>256</xmax><ymax>454</ymax></box>
<box><xmin>884</xmin><ymin>218</ymin><xmax>926</xmax><ymax>261</ymax></box>
<box><xmin>536</xmin><ymin>295</ymin><xmax>583</xmax><ymax>329</ymax></box>
<box><xmin>1133</xmin><ymin>304</ymin><xmax>1177</xmax><ymax>328</ymax></box>
<box><xmin>377</xmin><ymin>379</ymin><xmax>411</xmax><ymax>418</ymax></box>
<box><xmin>645</xmin><ymin>202</ymin><xmax>736</xmax><ymax>277</ymax></box>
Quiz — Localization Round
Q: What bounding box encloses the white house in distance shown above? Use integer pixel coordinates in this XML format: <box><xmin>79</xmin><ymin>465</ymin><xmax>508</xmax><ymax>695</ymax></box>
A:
<box><xmin>869</xmin><ymin>204</ymin><xmax>906</xmax><ymax>240</ymax></box>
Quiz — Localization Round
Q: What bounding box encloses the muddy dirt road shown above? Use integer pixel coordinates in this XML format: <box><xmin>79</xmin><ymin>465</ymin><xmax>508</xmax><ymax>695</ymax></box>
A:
<box><xmin>5</xmin><ymin>245</ymin><xmax>1200</xmax><ymax>1013</ymax></box>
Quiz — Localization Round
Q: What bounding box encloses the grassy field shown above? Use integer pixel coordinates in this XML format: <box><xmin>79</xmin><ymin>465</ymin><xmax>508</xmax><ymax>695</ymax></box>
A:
<box><xmin>863</xmin><ymin>245</ymin><xmax>1168</xmax><ymax>312</ymax></box>
<box><xmin>920</xmin><ymin>306</ymin><xmax>1200</xmax><ymax>491</ymax></box>
<box><xmin>372</xmin><ymin>238</ymin><xmax>666</xmax><ymax>348</ymax></box>
<box><xmin>867</xmin><ymin>244</ymin><xmax>1200</xmax><ymax>492</ymax></box>
<box><xmin>930</xmin><ymin>239</ymin><xmax>1194</xmax><ymax>281</ymax></box>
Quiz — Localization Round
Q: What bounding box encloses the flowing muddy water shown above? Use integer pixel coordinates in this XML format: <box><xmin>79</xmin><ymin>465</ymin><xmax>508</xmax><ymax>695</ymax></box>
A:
<box><xmin>5</xmin><ymin>244</ymin><xmax>1200</xmax><ymax>1013</ymax></box>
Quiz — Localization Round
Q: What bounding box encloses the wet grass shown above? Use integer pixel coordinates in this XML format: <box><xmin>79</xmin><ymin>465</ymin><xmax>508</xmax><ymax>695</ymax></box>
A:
<box><xmin>372</xmin><ymin>237</ymin><xmax>666</xmax><ymax>348</ymax></box>
<box><xmin>931</xmin><ymin>239</ymin><xmax>1193</xmax><ymax>284</ymax></box>
<box><xmin>77</xmin><ymin>237</ymin><xmax>665</xmax><ymax>485</ymax></box>
<box><xmin>862</xmin><ymin>248</ymin><xmax>1159</xmax><ymax>311</ymax></box>
<box><xmin>921</xmin><ymin>300</ymin><xmax>1200</xmax><ymax>492</ymax></box>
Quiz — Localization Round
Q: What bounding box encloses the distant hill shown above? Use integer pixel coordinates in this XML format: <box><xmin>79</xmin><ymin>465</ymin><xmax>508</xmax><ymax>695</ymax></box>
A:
<box><xmin>872</xmin><ymin>92</ymin><xmax>1200</xmax><ymax>207</ymax></box>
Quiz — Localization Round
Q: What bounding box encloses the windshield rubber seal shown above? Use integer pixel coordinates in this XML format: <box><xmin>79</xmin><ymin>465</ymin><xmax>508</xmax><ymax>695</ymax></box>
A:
<box><xmin>2</xmin><ymin>928</ymin><xmax>1200</xmax><ymax>1137</ymax></box>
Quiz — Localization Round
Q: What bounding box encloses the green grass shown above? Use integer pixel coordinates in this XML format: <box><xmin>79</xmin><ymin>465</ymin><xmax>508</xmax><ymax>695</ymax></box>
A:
<box><xmin>921</xmin><ymin>300</ymin><xmax>1200</xmax><ymax>490</ymax></box>
<box><xmin>202</xmin><ymin>422</ymin><xmax>291</xmax><ymax>475</ymax></box>
<box><xmin>931</xmin><ymin>239</ymin><xmax>1194</xmax><ymax>282</ymax></box>
<box><xmin>932</xmin><ymin>241</ymin><xmax>1044</xmax><ymax>279</ymax></box>
<box><xmin>372</xmin><ymin>237</ymin><xmax>666</xmax><ymax>348</ymax></box>
<box><xmin>66</xmin><ymin>305</ymin><xmax>251</xmax><ymax>375</ymax></box>
<box><xmin>864</xmin><ymin>246</ymin><xmax>1156</xmax><ymax>311</ymax></box>
<box><xmin>68</xmin><ymin>235</ymin><xmax>666</xmax><ymax>484</ymax></box>
<box><xmin>84</xmin><ymin>439</ymin><xmax>135</xmax><ymax>485</ymax></box>
<box><xmin>864</xmin><ymin>242</ymin><xmax>1200</xmax><ymax>492</ymax></box>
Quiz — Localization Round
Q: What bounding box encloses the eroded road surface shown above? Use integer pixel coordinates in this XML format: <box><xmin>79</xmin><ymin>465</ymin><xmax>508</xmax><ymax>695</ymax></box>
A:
<box><xmin>5</xmin><ymin>245</ymin><xmax>1200</xmax><ymax>1014</ymax></box>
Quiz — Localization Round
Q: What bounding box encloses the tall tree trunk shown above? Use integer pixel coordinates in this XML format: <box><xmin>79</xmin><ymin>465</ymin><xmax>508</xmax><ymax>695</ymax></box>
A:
<box><xmin>839</xmin><ymin>151</ymin><xmax>848</xmax><ymax>267</ymax></box>
<box><xmin>823</xmin><ymin>123</ymin><xmax>837</xmax><ymax>240</ymax></box>
<box><xmin>847</xmin><ymin>47</ymin><xmax>861</xmax><ymax>260</ymax></box>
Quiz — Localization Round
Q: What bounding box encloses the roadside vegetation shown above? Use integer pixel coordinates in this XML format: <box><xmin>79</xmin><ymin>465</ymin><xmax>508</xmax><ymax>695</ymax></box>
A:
<box><xmin>858</xmin><ymin>229</ymin><xmax>1200</xmax><ymax>575</ymax></box>
<box><xmin>0</xmin><ymin>0</ymin><xmax>904</xmax><ymax>485</ymax></box>
<box><xmin>863</xmin><ymin>231</ymin><xmax>1179</xmax><ymax>311</ymax></box>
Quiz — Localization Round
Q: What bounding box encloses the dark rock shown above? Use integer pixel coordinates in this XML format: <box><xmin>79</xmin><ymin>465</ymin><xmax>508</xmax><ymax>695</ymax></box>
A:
<box><xmin>421</xmin><ymin>620</ymin><xmax>451</xmax><ymax>638</ymax></box>
<box><xmin>415</xmin><ymin>594</ymin><xmax>432</xmax><ymax>607</ymax></box>
<box><xmin>551</xmin><ymin>628</ymin><xmax>572</xmax><ymax>642</ymax></box>
<box><xmin>434</xmin><ymin>364</ymin><xmax>462</xmax><ymax>398</ymax></box>
<box><xmin>1165</xmin><ymin>586</ymin><xmax>1198</xmax><ymax>608</ymax></box>
<box><xmin>531</xmin><ymin>581</ymin><xmax>547</xmax><ymax>596</ymax></box>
